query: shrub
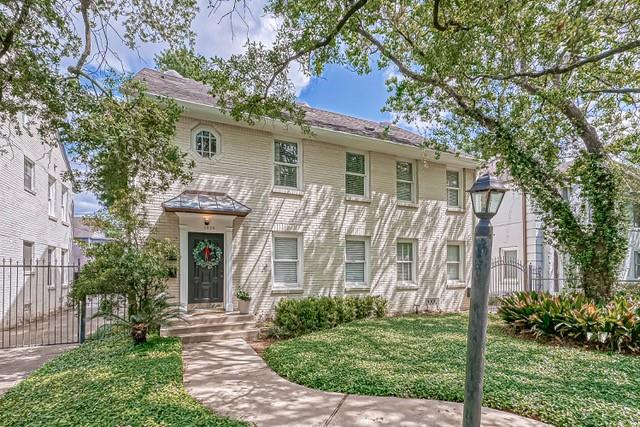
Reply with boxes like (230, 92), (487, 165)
(272, 295), (387, 337)
(498, 291), (640, 353)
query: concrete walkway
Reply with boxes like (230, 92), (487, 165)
(183, 339), (548, 427)
(0, 344), (75, 396)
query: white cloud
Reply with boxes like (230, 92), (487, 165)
(73, 191), (100, 217)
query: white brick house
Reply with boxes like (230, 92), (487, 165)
(0, 114), (75, 330)
(137, 68), (478, 318)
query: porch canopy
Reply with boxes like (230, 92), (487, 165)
(162, 190), (251, 216)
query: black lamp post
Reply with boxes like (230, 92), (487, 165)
(463, 173), (508, 427)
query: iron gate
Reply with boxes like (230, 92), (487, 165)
(1, 260), (125, 349)
(489, 257), (543, 307)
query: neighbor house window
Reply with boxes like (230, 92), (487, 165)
(397, 241), (415, 282)
(23, 241), (33, 265)
(48, 176), (56, 217)
(345, 152), (368, 197)
(273, 235), (302, 287)
(274, 140), (300, 189)
(24, 157), (35, 192)
(61, 248), (68, 284)
(501, 248), (518, 280)
(345, 239), (368, 285)
(193, 129), (217, 158)
(47, 246), (56, 287)
(635, 251), (640, 279)
(447, 244), (462, 281)
(632, 204), (640, 229)
(446, 170), (461, 208)
(61, 186), (68, 222)
(396, 160), (415, 202)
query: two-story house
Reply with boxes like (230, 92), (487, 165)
(136, 68), (478, 319)
(0, 113), (75, 338)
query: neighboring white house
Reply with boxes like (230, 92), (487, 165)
(492, 184), (640, 292)
(135, 68), (479, 319)
(71, 216), (109, 267)
(0, 113), (75, 332)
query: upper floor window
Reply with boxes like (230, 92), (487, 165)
(274, 140), (300, 189)
(345, 238), (368, 285)
(48, 176), (56, 217)
(397, 241), (415, 283)
(61, 186), (68, 222)
(273, 234), (302, 287)
(396, 160), (415, 202)
(24, 157), (35, 193)
(346, 152), (368, 197)
(193, 128), (218, 158)
(446, 170), (460, 208)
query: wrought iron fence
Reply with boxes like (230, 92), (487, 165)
(1, 260), (126, 349)
(489, 257), (545, 309)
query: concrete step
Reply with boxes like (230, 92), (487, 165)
(166, 313), (255, 327)
(163, 321), (256, 336)
(177, 328), (261, 343)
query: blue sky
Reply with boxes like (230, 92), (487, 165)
(73, 1), (396, 216)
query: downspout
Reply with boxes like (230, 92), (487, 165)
(522, 192), (529, 289)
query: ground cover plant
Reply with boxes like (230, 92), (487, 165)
(271, 295), (387, 337)
(0, 335), (248, 427)
(263, 313), (640, 426)
(498, 291), (640, 353)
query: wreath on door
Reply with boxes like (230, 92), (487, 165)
(192, 240), (223, 269)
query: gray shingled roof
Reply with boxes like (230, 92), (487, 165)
(162, 191), (252, 216)
(135, 68), (426, 148)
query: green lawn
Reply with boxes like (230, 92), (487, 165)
(0, 335), (248, 427)
(263, 313), (640, 427)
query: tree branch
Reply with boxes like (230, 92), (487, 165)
(432, 0), (468, 32)
(67, 0), (92, 75)
(582, 87), (640, 94)
(263, 0), (369, 96)
(0, 0), (32, 60)
(472, 40), (640, 80)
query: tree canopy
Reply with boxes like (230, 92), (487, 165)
(159, 0), (640, 297)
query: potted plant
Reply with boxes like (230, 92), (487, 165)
(236, 289), (251, 314)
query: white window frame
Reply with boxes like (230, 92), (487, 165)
(446, 169), (462, 209)
(47, 246), (57, 288)
(500, 247), (519, 282)
(24, 156), (35, 193)
(22, 241), (34, 265)
(396, 159), (417, 203)
(396, 239), (417, 284)
(446, 243), (464, 283)
(273, 139), (303, 191)
(61, 248), (69, 285)
(345, 237), (370, 287)
(632, 204), (640, 229)
(61, 185), (68, 223)
(272, 233), (303, 289)
(345, 151), (369, 199)
(634, 251), (640, 279)
(191, 125), (221, 159)
(48, 176), (56, 218)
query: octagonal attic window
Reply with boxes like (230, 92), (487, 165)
(194, 129), (217, 158)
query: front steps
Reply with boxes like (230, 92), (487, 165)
(161, 312), (260, 343)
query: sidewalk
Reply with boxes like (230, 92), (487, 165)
(0, 344), (75, 396)
(182, 339), (548, 427)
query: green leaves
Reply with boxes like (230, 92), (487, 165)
(264, 313), (640, 426)
(0, 336), (248, 426)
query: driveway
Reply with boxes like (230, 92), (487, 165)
(183, 339), (549, 427)
(0, 344), (75, 396)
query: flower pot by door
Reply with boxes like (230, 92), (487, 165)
(238, 299), (250, 314)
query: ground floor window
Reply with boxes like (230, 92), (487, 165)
(345, 239), (367, 285)
(397, 241), (415, 283)
(273, 234), (302, 287)
(447, 244), (462, 281)
(635, 251), (640, 279)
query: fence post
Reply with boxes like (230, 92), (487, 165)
(526, 264), (532, 292)
(79, 296), (86, 343)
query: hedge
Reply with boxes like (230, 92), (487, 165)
(271, 295), (387, 337)
(498, 291), (640, 353)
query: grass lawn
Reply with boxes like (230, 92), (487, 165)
(263, 313), (640, 427)
(0, 335), (248, 427)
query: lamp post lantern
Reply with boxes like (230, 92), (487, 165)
(463, 173), (508, 427)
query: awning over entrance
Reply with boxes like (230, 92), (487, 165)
(162, 191), (252, 217)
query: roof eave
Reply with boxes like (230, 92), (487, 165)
(149, 93), (479, 169)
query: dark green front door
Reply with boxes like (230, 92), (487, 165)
(188, 233), (224, 304)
